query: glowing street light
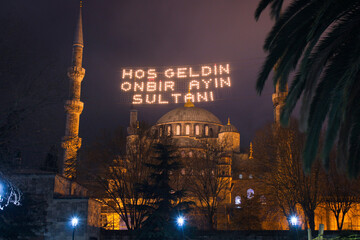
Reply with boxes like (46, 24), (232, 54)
(71, 216), (79, 240)
(290, 216), (298, 226)
(177, 216), (185, 227)
(176, 216), (186, 240)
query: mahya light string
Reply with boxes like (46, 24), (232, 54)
(120, 63), (231, 105)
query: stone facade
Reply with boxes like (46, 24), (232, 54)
(11, 172), (101, 240)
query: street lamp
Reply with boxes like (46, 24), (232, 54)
(176, 216), (185, 240)
(177, 216), (185, 227)
(290, 216), (298, 226)
(71, 217), (79, 240)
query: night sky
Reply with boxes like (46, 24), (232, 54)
(2, 0), (280, 162)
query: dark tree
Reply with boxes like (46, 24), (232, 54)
(78, 124), (154, 230)
(185, 140), (232, 230)
(252, 120), (322, 232)
(255, 0), (360, 177)
(137, 140), (191, 239)
(322, 158), (360, 230)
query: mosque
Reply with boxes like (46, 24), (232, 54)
(59, 1), (360, 233)
(10, 2), (360, 240)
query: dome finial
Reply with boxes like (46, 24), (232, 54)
(227, 117), (231, 125)
(184, 87), (194, 107)
(249, 142), (254, 160)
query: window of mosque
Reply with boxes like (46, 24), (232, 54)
(239, 174), (243, 179)
(209, 128), (213, 137)
(249, 174), (253, 179)
(181, 151), (185, 158)
(195, 124), (200, 135)
(247, 189), (254, 199)
(167, 125), (171, 136)
(181, 168), (186, 175)
(188, 151), (193, 157)
(185, 124), (190, 135)
(235, 196), (241, 205)
(205, 125), (209, 136)
(176, 124), (181, 135)
(159, 127), (163, 137)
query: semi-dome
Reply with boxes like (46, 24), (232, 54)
(220, 118), (238, 133)
(157, 106), (222, 125)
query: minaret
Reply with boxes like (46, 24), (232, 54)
(272, 82), (288, 124)
(61, 1), (85, 179)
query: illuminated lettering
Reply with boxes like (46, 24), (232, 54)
(177, 68), (187, 78)
(219, 64), (230, 74)
(158, 94), (168, 104)
(146, 94), (156, 104)
(184, 93), (195, 103)
(189, 80), (200, 90)
(122, 69), (132, 79)
(165, 68), (175, 78)
(201, 79), (212, 89)
(147, 82), (157, 92)
(120, 63), (231, 104)
(134, 82), (144, 92)
(189, 67), (199, 77)
(201, 66), (211, 76)
(164, 81), (175, 91)
(171, 93), (181, 103)
(147, 69), (157, 79)
(220, 77), (231, 87)
(135, 69), (145, 79)
(197, 92), (208, 102)
(132, 94), (143, 104)
(121, 82), (132, 91)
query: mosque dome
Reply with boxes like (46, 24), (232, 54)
(219, 118), (238, 133)
(156, 106), (222, 125)
(220, 124), (238, 133)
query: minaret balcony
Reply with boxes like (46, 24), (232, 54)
(67, 66), (85, 82)
(64, 100), (84, 114)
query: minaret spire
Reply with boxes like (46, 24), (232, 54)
(272, 64), (288, 124)
(61, 1), (86, 179)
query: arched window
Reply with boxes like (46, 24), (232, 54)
(159, 127), (163, 137)
(176, 124), (181, 135)
(188, 151), (193, 158)
(195, 124), (200, 136)
(167, 125), (171, 136)
(239, 174), (243, 179)
(209, 128), (213, 137)
(249, 174), (253, 179)
(247, 189), (254, 199)
(205, 125), (209, 136)
(185, 124), (190, 135)
(235, 196), (241, 205)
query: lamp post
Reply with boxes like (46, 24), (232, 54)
(290, 216), (298, 226)
(176, 216), (185, 240)
(290, 215), (299, 240)
(71, 217), (79, 240)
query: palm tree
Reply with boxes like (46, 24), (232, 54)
(254, 0), (360, 177)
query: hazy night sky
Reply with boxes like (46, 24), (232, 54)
(3, 0), (280, 156)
